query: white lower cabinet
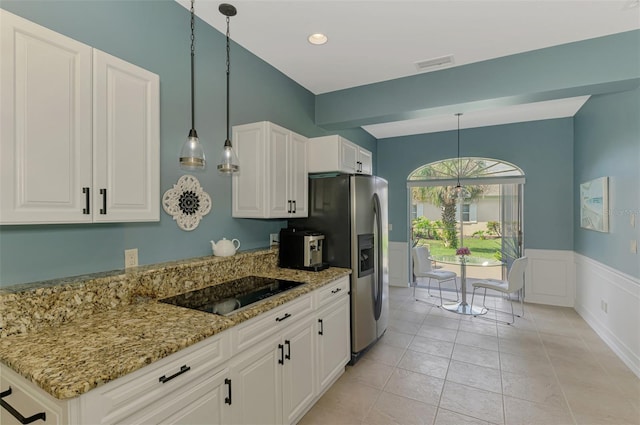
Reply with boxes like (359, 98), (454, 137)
(122, 366), (231, 425)
(316, 295), (350, 393)
(229, 316), (316, 425)
(0, 277), (350, 425)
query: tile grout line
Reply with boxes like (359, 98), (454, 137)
(533, 311), (579, 425)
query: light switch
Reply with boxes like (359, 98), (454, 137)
(388, 223), (393, 231)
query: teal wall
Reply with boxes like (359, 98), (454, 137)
(377, 118), (575, 250)
(0, 1), (375, 287)
(574, 89), (640, 278)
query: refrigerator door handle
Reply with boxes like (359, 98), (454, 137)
(373, 192), (383, 321)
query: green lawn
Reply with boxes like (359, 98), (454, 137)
(415, 237), (502, 260)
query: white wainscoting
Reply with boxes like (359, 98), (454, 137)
(389, 242), (409, 287)
(574, 254), (640, 377)
(524, 249), (576, 307)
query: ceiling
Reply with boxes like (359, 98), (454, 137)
(178, 0), (640, 138)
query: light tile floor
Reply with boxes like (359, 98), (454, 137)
(300, 286), (640, 425)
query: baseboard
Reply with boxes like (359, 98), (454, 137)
(573, 254), (640, 378)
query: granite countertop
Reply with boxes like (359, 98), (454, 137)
(0, 267), (350, 400)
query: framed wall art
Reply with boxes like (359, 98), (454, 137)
(580, 176), (609, 232)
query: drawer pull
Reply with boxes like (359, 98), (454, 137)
(159, 365), (191, 384)
(0, 387), (46, 424)
(285, 340), (291, 360)
(278, 344), (284, 365)
(275, 313), (291, 322)
(224, 378), (232, 405)
(331, 287), (342, 294)
(318, 318), (324, 335)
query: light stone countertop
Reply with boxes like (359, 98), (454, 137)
(0, 266), (350, 400)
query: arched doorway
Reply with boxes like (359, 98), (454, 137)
(407, 157), (525, 283)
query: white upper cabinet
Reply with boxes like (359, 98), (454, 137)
(0, 10), (159, 224)
(92, 50), (159, 222)
(232, 121), (308, 218)
(1, 10), (93, 224)
(307, 135), (373, 175)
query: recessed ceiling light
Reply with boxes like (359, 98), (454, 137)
(308, 33), (328, 45)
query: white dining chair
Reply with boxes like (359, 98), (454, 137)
(411, 246), (458, 306)
(470, 256), (528, 324)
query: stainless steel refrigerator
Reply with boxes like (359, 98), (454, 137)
(290, 174), (388, 363)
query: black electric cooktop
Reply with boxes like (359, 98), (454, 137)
(159, 276), (305, 316)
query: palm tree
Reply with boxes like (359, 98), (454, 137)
(411, 159), (488, 248)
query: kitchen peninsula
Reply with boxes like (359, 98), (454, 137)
(0, 248), (351, 424)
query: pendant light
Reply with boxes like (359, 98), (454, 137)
(217, 3), (240, 175)
(179, 0), (206, 171)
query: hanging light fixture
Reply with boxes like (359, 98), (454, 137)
(180, 0), (206, 171)
(217, 3), (240, 175)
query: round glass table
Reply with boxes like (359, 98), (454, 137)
(429, 255), (503, 315)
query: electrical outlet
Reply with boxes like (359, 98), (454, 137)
(631, 213), (636, 228)
(270, 233), (279, 246)
(388, 223), (393, 231)
(124, 248), (138, 268)
(631, 240), (637, 254)
(601, 300), (608, 314)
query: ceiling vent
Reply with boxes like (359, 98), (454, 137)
(414, 55), (454, 72)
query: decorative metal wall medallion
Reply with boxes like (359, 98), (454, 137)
(163, 175), (211, 231)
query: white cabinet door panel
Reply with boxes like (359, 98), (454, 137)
(93, 49), (159, 222)
(0, 10), (92, 224)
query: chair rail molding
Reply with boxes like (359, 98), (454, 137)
(524, 249), (576, 307)
(574, 253), (640, 378)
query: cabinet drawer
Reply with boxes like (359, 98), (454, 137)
(0, 365), (65, 425)
(80, 332), (230, 424)
(232, 294), (313, 353)
(314, 276), (350, 309)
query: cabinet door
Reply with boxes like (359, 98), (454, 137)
(358, 147), (373, 175)
(288, 132), (308, 218)
(0, 10), (92, 224)
(267, 124), (291, 218)
(93, 49), (160, 222)
(232, 122), (267, 218)
(339, 139), (358, 174)
(125, 367), (232, 425)
(230, 335), (282, 425)
(317, 296), (350, 393)
(282, 318), (316, 424)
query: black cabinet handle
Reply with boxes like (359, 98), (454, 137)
(82, 187), (90, 214)
(292, 200), (296, 213)
(1, 387), (46, 424)
(224, 378), (232, 405)
(285, 340), (291, 360)
(275, 313), (291, 322)
(287, 200), (292, 213)
(318, 318), (324, 335)
(278, 344), (284, 365)
(159, 365), (190, 384)
(331, 287), (342, 294)
(99, 188), (107, 214)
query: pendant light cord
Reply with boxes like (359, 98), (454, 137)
(456, 113), (461, 186)
(225, 16), (231, 144)
(190, 0), (196, 132)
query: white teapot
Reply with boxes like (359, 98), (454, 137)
(211, 238), (241, 257)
